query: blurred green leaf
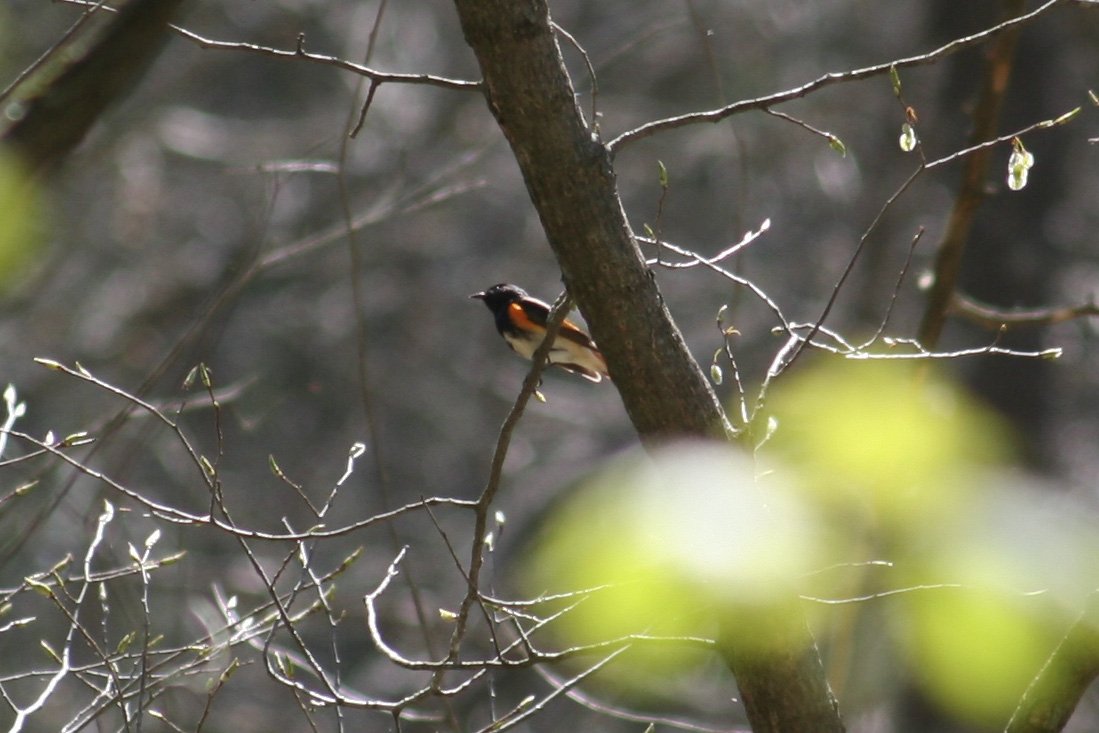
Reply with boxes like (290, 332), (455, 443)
(768, 360), (1005, 529)
(0, 150), (44, 294)
(524, 443), (822, 686)
(899, 585), (1059, 726)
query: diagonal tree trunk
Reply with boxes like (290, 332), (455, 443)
(451, 0), (730, 445)
(450, 1), (845, 730)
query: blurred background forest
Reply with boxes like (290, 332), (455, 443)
(1, 0), (1099, 731)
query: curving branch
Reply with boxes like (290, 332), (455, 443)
(47, 0), (482, 91)
(173, 27), (481, 92)
(951, 292), (1099, 331)
(607, 0), (1067, 153)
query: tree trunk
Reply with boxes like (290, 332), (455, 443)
(450, 1), (845, 730)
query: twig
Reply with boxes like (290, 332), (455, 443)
(423, 504), (506, 660)
(643, 218), (771, 270)
(551, 22), (598, 128)
(171, 24), (481, 92)
(9, 502), (115, 732)
(47, 1), (479, 87)
(764, 108), (844, 152)
(472, 648), (628, 733)
(335, 6), (453, 719)
(2, 428), (478, 539)
(440, 292), (575, 676)
(608, 0), (1067, 152)
(856, 228), (926, 349)
(531, 660), (740, 733)
(0, 0), (109, 105)
(923, 112), (1078, 172)
(951, 293), (1099, 331)
(778, 166), (923, 375)
(780, 105), (1079, 375)
(638, 225), (789, 333)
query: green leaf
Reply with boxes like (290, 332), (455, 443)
(117, 631), (137, 654)
(1007, 137), (1034, 191)
(899, 122), (918, 152)
(0, 152), (45, 295)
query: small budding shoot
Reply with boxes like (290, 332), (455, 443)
(828, 135), (847, 157)
(889, 65), (902, 97)
(1007, 137), (1034, 191)
(899, 122), (918, 152)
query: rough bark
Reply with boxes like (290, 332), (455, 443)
(451, 0), (731, 444)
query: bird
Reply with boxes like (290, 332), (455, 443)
(470, 283), (610, 382)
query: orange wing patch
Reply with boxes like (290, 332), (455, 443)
(508, 302), (544, 334)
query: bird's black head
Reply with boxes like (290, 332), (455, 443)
(470, 283), (527, 312)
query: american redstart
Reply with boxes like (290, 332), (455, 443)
(470, 283), (610, 382)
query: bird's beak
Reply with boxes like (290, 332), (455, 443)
(469, 292), (486, 300)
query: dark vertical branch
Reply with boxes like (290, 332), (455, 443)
(917, 0), (1028, 349)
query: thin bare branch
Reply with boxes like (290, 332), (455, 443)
(173, 26), (480, 92)
(440, 291), (575, 674)
(551, 22), (599, 128)
(608, 0), (1067, 152)
(951, 293), (1099, 331)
